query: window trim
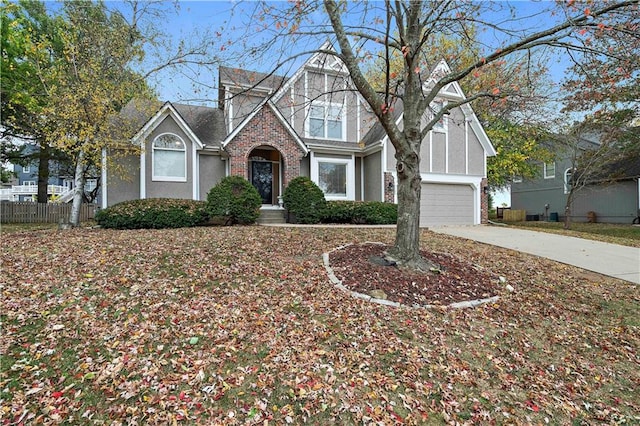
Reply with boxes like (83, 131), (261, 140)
(564, 168), (573, 194)
(544, 161), (556, 179)
(151, 133), (187, 182)
(431, 100), (447, 133)
(306, 101), (346, 141)
(310, 154), (354, 200)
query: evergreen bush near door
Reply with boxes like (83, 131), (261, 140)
(283, 177), (326, 224)
(206, 176), (262, 225)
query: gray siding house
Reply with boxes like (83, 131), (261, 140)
(102, 48), (495, 226)
(511, 145), (640, 224)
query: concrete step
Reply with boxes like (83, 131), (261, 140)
(257, 209), (286, 224)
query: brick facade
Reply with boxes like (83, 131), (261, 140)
(225, 106), (306, 188)
(480, 177), (488, 224)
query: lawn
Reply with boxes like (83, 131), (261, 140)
(1, 226), (639, 424)
(499, 221), (640, 248)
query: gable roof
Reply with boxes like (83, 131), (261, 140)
(219, 66), (287, 93)
(130, 102), (225, 150)
(221, 97), (309, 155)
(172, 103), (226, 146)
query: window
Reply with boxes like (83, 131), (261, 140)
(544, 162), (556, 179)
(22, 165), (31, 174)
(431, 100), (446, 132)
(86, 179), (98, 192)
(152, 133), (186, 181)
(512, 176), (523, 183)
(318, 162), (347, 196)
(23, 180), (36, 186)
(308, 103), (344, 140)
(564, 168), (573, 194)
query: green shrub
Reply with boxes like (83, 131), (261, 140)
(321, 200), (355, 224)
(95, 198), (209, 229)
(283, 177), (326, 224)
(321, 201), (398, 224)
(352, 201), (397, 224)
(206, 176), (262, 225)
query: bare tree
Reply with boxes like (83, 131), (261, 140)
(223, 0), (638, 270)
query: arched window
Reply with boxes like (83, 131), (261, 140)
(152, 133), (186, 181)
(564, 168), (573, 194)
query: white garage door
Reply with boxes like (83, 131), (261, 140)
(420, 183), (475, 226)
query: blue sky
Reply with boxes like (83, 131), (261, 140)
(144, 0), (571, 109)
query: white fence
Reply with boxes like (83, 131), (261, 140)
(0, 185), (72, 202)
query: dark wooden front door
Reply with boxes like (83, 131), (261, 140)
(251, 161), (273, 204)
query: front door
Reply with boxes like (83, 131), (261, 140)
(251, 161), (273, 204)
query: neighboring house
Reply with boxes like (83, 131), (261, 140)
(102, 46), (496, 226)
(0, 143), (90, 203)
(511, 138), (640, 224)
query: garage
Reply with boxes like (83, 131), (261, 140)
(420, 183), (475, 226)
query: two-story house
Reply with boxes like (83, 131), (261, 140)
(102, 48), (495, 226)
(511, 136), (640, 224)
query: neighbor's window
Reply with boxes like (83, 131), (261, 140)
(309, 103), (344, 140)
(431, 100), (446, 132)
(544, 162), (556, 179)
(318, 162), (347, 196)
(564, 168), (573, 194)
(512, 175), (523, 183)
(22, 165), (31, 174)
(152, 133), (186, 181)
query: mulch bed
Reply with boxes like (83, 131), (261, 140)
(328, 242), (500, 307)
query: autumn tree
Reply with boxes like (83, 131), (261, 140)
(3, 0), (223, 225)
(0, 0), (72, 202)
(227, 0), (637, 270)
(364, 28), (555, 190)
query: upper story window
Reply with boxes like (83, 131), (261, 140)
(431, 100), (446, 132)
(544, 162), (556, 179)
(512, 175), (523, 183)
(152, 133), (186, 182)
(308, 102), (344, 140)
(22, 165), (31, 174)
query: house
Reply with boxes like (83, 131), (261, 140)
(511, 137), (640, 224)
(102, 47), (495, 226)
(0, 142), (98, 203)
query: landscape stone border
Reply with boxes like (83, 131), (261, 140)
(323, 242), (502, 309)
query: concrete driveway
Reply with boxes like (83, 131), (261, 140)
(431, 225), (640, 284)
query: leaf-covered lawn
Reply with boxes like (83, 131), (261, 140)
(2, 227), (638, 424)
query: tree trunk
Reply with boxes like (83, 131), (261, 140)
(37, 144), (51, 203)
(384, 139), (439, 272)
(69, 150), (86, 227)
(563, 205), (571, 230)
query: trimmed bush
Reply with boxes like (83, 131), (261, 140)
(206, 176), (262, 225)
(95, 198), (209, 229)
(321, 201), (398, 224)
(283, 177), (326, 224)
(321, 200), (354, 224)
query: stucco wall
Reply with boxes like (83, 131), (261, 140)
(144, 116), (194, 200)
(106, 153), (139, 206)
(198, 153), (226, 200)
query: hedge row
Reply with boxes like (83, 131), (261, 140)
(95, 176), (397, 229)
(95, 198), (209, 229)
(321, 200), (397, 225)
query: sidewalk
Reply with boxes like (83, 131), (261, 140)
(431, 225), (640, 284)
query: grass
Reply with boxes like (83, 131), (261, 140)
(1, 226), (639, 424)
(497, 221), (640, 247)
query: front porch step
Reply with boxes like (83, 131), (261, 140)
(257, 208), (286, 224)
